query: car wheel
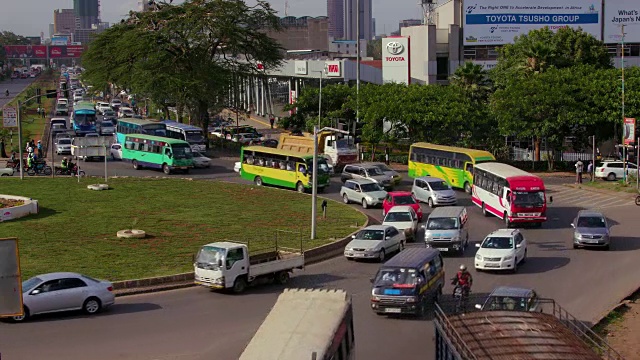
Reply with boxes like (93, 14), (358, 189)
(111, 154), (115, 160)
(362, 199), (368, 209)
(604, 244), (610, 251)
(163, 164), (171, 175)
(504, 213), (510, 228)
(378, 249), (386, 262)
(521, 249), (527, 264)
(343, 194), (349, 204)
(464, 182), (472, 194)
(573, 244), (579, 249)
(83, 297), (102, 314)
(233, 277), (247, 294)
(607, 173), (616, 181)
(296, 181), (305, 193)
(428, 198), (435, 208)
(398, 241), (405, 252)
(132, 160), (140, 170)
(275, 271), (290, 285)
(12, 307), (29, 322)
(512, 260), (518, 273)
(254, 176), (263, 186)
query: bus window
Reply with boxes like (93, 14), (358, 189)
(466, 163), (473, 173)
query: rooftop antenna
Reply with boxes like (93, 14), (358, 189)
(285, 0), (289, 16)
(420, 0), (436, 25)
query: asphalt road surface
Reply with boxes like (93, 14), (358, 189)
(0, 77), (36, 109)
(3, 162), (640, 360)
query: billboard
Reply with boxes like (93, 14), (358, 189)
(3, 45), (47, 59)
(382, 37), (410, 85)
(604, 0), (640, 43)
(463, 0), (602, 45)
(624, 118), (636, 145)
(49, 45), (84, 58)
(0, 238), (23, 318)
(51, 36), (70, 45)
(325, 61), (342, 77)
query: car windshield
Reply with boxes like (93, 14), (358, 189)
(355, 229), (385, 240)
(103, 110), (115, 116)
(366, 167), (384, 176)
(185, 130), (204, 143)
(513, 191), (545, 207)
(428, 180), (450, 191)
(58, 139), (71, 145)
(101, 121), (114, 127)
(374, 268), (418, 287)
(394, 195), (416, 205)
(374, 163), (393, 172)
(336, 139), (356, 150)
(360, 183), (382, 192)
(195, 246), (224, 269)
(171, 144), (193, 159)
(426, 217), (458, 230)
(384, 212), (412, 222)
(481, 236), (514, 249)
(577, 216), (606, 228)
(486, 296), (529, 311)
(22, 276), (42, 292)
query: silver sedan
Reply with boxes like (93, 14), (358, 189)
(11, 272), (115, 322)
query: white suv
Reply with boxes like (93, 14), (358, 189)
(595, 161), (638, 181)
(475, 229), (527, 273)
(340, 179), (388, 209)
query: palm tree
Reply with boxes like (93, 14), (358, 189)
(450, 62), (492, 102)
(521, 42), (554, 74)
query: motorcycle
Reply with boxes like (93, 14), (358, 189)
(55, 165), (85, 177)
(27, 161), (52, 176)
(5, 159), (25, 171)
(452, 284), (471, 314)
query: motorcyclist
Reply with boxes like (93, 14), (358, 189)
(10, 152), (16, 164)
(61, 157), (68, 171)
(451, 265), (473, 296)
(27, 153), (33, 170)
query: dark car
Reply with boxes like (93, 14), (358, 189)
(263, 139), (279, 148)
(474, 286), (542, 312)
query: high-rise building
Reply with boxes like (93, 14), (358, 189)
(54, 9), (76, 34)
(264, 17), (330, 52)
(398, 19), (422, 32)
(327, 0), (344, 39)
(343, 0), (373, 41)
(49, 24), (55, 38)
(74, 0), (100, 29)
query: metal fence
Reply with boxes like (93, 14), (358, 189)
(509, 147), (595, 162)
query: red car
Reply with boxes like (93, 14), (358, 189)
(382, 191), (423, 221)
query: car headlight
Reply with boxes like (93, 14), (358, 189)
(452, 236), (460, 241)
(365, 196), (374, 202)
(214, 277), (225, 285)
(503, 255), (513, 261)
(406, 296), (417, 303)
(574, 233), (582, 239)
(345, 247), (353, 252)
(475, 254), (482, 260)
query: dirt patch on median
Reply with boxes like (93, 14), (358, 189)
(595, 292), (640, 359)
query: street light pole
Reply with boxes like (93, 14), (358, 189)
(318, 71), (323, 127)
(622, 24), (627, 183)
(311, 125), (319, 240)
(17, 100), (24, 179)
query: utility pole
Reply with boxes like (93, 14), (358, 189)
(355, 0), (361, 157)
(622, 24), (627, 183)
(17, 100), (24, 179)
(311, 126), (318, 240)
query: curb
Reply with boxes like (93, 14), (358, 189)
(113, 193), (369, 297)
(563, 183), (636, 198)
(592, 286), (640, 331)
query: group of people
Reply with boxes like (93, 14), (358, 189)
(574, 159), (594, 184)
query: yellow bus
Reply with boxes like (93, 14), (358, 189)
(240, 146), (331, 193)
(408, 143), (495, 193)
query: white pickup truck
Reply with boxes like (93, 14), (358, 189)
(193, 241), (304, 293)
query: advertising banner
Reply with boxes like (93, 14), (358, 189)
(382, 37), (410, 85)
(624, 117), (636, 145)
(49, 45), (84, 58)
(3, 45), (47, 59)
(294, 61), (308, 75)
(463, 0), (602, 45)
(325, 61), (342, 77)
(0, 238), (23, 318)
(51, 36), (69, 45)
(604, 0), (640, 43)
(2, 106), (18, 128)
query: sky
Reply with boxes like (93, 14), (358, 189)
(0, 0), (422, 38)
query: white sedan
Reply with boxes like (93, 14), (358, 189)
(381, 206), (420, 242)
(234, 161), (241, 174)
(110, 144), (122, 160)
(192, 152), (211, 168)
(1, 167), (14, 176)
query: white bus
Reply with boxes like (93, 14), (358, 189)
(240, 288), (355, 360)
(162, 120), (206, 152)
(472, 162), (550, 228)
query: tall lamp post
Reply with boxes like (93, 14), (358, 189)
(622, 24), (627, 183)
(310, 66), (328, 240)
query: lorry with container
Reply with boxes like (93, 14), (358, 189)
(279, 131), (358, 172)
(433, 294), (624, 360)
(193, 240), (304, 293)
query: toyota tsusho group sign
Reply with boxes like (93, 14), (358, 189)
(382, 37), (410, 84)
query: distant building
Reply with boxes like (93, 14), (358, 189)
(74, 0), (100, 29)
(74, 28), (97, 45)
(399, 19), (422, 32)
(138, 0), (151, 12)
(327, 0), (344, 39)
(54, 9), (76, 34)
(49, 24), (55, 38)
(265, 16), (330, 52)
(343, 0), (373, 41)
(329, 39), (367, 58)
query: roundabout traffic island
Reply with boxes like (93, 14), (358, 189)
(87, 184), (110, 191)
(117, 229), (147, 239)
(0, 195), (39, 222)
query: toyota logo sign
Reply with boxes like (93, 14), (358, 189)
(386, 42), (404, 55)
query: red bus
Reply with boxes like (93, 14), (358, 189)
(471, 162), (550, 227)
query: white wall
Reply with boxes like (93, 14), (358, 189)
(0, 195), (39, 222)
(401, 25), (437, 84)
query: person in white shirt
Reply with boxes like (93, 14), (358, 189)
(575, 159), (584, 184)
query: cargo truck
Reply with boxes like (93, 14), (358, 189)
(193, 240), (304, 293)
(279, 132), (358, 172)
(433, 296), (624, 360)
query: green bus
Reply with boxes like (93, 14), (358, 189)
(408, 142), (495, 193)
(240, 146), (330, 192)
(122, 134), (195, 174)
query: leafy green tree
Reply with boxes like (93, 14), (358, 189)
(366, 39), (382, 60)
(82, 0), (284, 130)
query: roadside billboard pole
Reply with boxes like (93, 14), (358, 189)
(17, 100), (24, 179)
(621, 24), (627, 183)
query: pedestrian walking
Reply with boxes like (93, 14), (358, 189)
(41, 107), (46, 118)
(37, 140), (43, 158)
(575, 159), (584, 184)
(269, 114), (275, 129)
(587, 160), (593, 181)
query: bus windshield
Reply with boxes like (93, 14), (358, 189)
(74, 113), (96, 126)
(142, 124), (167, 137)
(306, 158), (329, 174)
(513, 191), (545, 207)
(171, 144), (193, 159)
(185, 130), (204, 143)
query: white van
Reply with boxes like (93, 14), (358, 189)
(56, 98), (69, 106)
(411, 176), (457, 208)
(423, 206), (469, 255)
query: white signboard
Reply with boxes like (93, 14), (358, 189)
(382, 37), (410, 84)
(325, 61), (342, 77)
(2, 106), (17, 128)
(472, 60), (498, 70)
(0, 238), (23, 318)
(463, 0), (602, 45)
(294, 61), (308, 75)
(604, 0), (640, 43)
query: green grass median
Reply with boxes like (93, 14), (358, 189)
(0, 178), (367, 281)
